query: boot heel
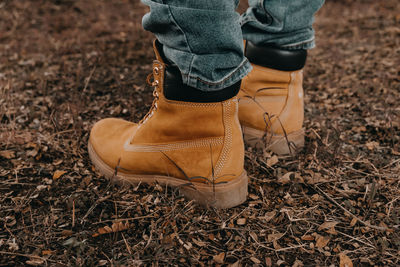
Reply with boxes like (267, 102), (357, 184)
(243, 126), (304, 155)
(179, 171), (248, 209)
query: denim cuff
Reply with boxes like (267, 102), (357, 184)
(142, 0), (250, 92)
(240, 0), (324, 50)
(281, 37), (316, 50)
(183, 58), (252, 91)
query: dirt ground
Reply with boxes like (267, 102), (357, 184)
(0, 0), (399, 266)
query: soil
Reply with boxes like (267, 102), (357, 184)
(0, 0), (399, 266)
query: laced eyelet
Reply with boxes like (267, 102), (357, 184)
(141, 72), (161, 125)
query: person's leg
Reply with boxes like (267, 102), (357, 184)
(238, 0), (324, 155)
(88, 0), (249, 208)
(142, 0), (252, 91)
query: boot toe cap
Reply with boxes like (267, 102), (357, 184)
(89, 118), (137, 168)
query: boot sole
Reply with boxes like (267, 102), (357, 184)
(88, 142), (248, 209)
(242, 126), (305, 155)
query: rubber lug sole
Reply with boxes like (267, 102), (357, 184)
(88, 142), (248, 209)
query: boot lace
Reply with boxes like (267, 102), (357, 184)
(139, 71), (160, 125)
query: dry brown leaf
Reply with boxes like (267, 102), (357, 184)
(237, 218), (246, 225)
(213, 252), (225, 264)
(273, 240), (282, 250)
(293, 259), (304, 267)
(112, 222), (119, 232)
(268, 232), (284, 242)
(267, 155), (279, 166)
(326, 227), (338, 235)
(25, 258), (45, 266)
(352, 126), (366, 132)
(278, 172), (292, 184)
(301, 235), (314, 241)
(0, 150), (15, 159)
(350, 217), (358, 227)
(293, 172), (304, 183)
(192, 239), (206, 247)
(61, 230), (74, 237)
(26, 149), (39, 158)
(53, 159), (63, 166)
(318, 221), (338, 231)
(249, 193), (259, 200)
(366, 141), (379, 150)
(250, 257), (261, 264)
(265, 257), (272, 267)
(276, 259), (286, 265)
(229, 261), (240, 267)
(264, 210), (276, 222)
(92, 221), (130, 237)
(319, 221), (339, 235)
(249, 231), (258, 243)
(42, 250), (54, 256)
(183, 242), (192, 250)
(316, 235), (330, 248)
(305, 172), (329, 184)
(53, 170), (67, 180)
(339, 253), (353, 267)
(311, 194), (323, 201)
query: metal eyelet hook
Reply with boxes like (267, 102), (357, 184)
(154, 66), (160, 75)
(146, 73), (159, 87)
(152, 89), (159, 97)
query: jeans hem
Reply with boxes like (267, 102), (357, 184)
(281, 37), (316, 50)
(182, 58), (252, 91)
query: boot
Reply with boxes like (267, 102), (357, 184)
(238, 41), (307, 155)
(88, 41), (247, 209)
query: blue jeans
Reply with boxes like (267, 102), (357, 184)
(142, 0), (324, 91)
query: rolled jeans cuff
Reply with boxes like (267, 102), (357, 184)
(142, 0), (248, 92)
(180, 56), (252, 91)
(240, 0), (324, 50)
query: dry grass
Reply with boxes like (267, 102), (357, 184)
(0, 0), (399, 266)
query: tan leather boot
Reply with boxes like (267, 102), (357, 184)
(238, 41), (307, 155)
(88, 41), (247, 209)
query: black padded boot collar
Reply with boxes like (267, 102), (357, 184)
(163, 65), (240, 103)
(245, 41), (307, 71)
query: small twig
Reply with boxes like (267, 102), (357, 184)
(80, 65), (96, 97)
(72, 199), (75, 228)
(122, 233), (132, 255)
(50, 129), (76, 138)
(336, 229), (376, 249)
(314, 185), (389, 231)
(382, 158), (400, 169)
(386, 196), (400, 219)
(81, 195), (112, 223)
(143, 221), (155, 250)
